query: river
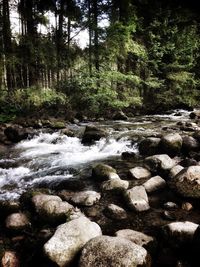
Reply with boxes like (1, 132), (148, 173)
(0, 110), (190, 200)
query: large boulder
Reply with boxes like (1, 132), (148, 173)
(169, 166), (200, 198)
(162, 221), (198, 247)
(124, 186), (150, 212)
(92, 164), (118, 181)
(115, 229), (156, 252)
(82, 125), (107, 144)
(59, 190), (101, 206)
(129, 167), (151, 180)
(139, 137), (161, 156)
(32, 194), (74, 222)
(104, 204), (127, 220)
(144, 154), (175, 174)
(190, 110), (200, 119)
(160, 133), (182, 156)
(79, 236), (151, 267)
(44, 216), (102, 267)
(169, 165), (184, 179)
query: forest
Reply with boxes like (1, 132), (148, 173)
(1, 0), (200, 120)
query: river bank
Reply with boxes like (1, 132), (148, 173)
(0, 110), (200, 266)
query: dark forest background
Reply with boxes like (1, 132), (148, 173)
(1, 0), (200, 120)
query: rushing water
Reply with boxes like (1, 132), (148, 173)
(0, 109), (190, 200)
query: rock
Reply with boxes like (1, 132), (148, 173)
(182, 136), (199, 153)
(124, 186), (150, 212)
(44, 216), (102, 267)
(82, 125), (107, 144)
(162, 211), (176, 221)
(160, 133), (182, 156)
(169, 165), (184, 179)
(1, 251), (19, 267)
(92, 164), (118, 181)
(5, 213), (30, 231)
(180, 158), (198, 167)
(163, 202), (179, 210)
(61, 128), (74, 137)
(113, 111), (128, 120)
(181, 202), (193, 211)
(32, 194), (74, 222)
(4, 125), (32, 143)
(129, 167), (151, 180)
(190, 110), (200, 119)
(143, 175), (166, 193)
(162, 221), (198, 246)
(79, 236), (151, 267)
(193, 131), (200, 142)
(121, 151), (136, 159)
(144, 154), (175, 174)
(139, 137), (161, 156)
(59, 190), (101, 206)
(115, 229), (156, 252)
(50, 121), (66, 129)
(101, 178), (129, 191)
(104, 204), (127, 220)
(170, 166), (200, 198)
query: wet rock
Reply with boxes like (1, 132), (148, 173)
(139, 137), (161, 156)
(115, 229), (156, 252)
(92, 163), (118, 181)
(162, 211), (176, 221)
(104, 204), (127, 220)
(44, 216), (102, 267)
(82, 125), (107, 144)
(180, 158), (198, 167)
(4, 125), (32, 143)
(163, 202), (179, 210)
(60, 128), (75, 137)
(1, 251), (19, 267)
(144, 154), (175, 174)
(32, 194), (74, 222)
(124, 186), (150, 212)
(182, 136), (199, 153)
(49, 121), (66, 129)
(101, 178), (129, 192)
(170, 166), (200, 198)
(169, 165), (184, 179)
(79, 236), (151, 267)
(160, 133), (182, 156)
(143, 175), (166, 193)
(190, 110), (200, 119)
(5, 213), (30, 231)
(181, 202), (193, 211)
(162, 221), (198, 246)
(59, 190), (101, 206)
(129, 167), (151, 180)
(121, 151), (136, 160)
(113, 111), (128, 120)
(193, 131), (200, 142)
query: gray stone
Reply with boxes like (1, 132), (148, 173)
(169, 165), (184, 179)
(92, 164), (118, 181)
(115, 229), (156, 252)
(44, 217), (102, 267)
(160, 133), (182, 156)
(59, 190), (101, 206)
(182, 136), (199, 152)
(129, 167), (151, 180)
(124, 186), (150, 212)
(144, 154), (175, 173)
(169, 166), (200, 198)
(162, 221), (198, 246)
(79, 236), (151, 267)
(139, 137), (161, 156)
(101, 178), (129, 191)
(5, 213), (30, 231)
(143, 176), (166, 193)
(32, 194), (74, 222)
(104, 204), (127, 220)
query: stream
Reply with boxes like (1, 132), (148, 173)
(0, 110), (190, 200)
